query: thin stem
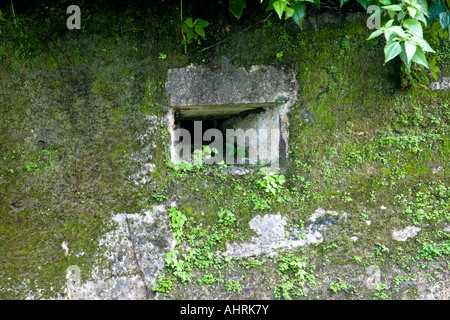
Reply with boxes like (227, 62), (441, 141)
(181, 0), (187, 54)
(199, 12), (273, 53)
(11, 0), (17, 27)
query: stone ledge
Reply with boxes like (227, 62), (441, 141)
(165, 64), (299, 118)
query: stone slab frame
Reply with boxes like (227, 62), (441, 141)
(165, 63), (299, 166)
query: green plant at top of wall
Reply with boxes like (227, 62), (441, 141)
(179, 0), (209, 54)
(182, 17), (209, 47)
(178, 0), (450, 86)
(366, 0), (442, 86)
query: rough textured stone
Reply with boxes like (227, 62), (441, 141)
(165, 64), (299, 119)
(130, 115), (160, 186)
(224, 208), (346, 257)
(64, 205), (174, 300)
(392, 226), (421, 242)
(430, 77), (450, 90)
(224, 167), (250, 176)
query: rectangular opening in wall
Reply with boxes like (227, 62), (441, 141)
(169, 105), (283, 167)
(165, 64), (299, 171)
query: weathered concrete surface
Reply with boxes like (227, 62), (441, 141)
(224, 209), (347, 257)
(431, 77), (450, 90)
(392, 226), (421, 242)
(64, 205), (175, 300)
(165, 64), (299, 118)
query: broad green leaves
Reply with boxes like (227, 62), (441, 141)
(429, 57), (441, 81)
(439, 11), (449, 30)
(268, 0), (313, 27)
(273, 0), (289, 19)
(291, 1), (306, 27)
(429, 0), (447, 24)
(225, 0), (443, 82)
(181, 17), (209, 53)
(404, 40), (417, 64)
(182, 18), (209, 44)
(229, 0), (247, 19)
(384, 40), (402, 63)
(367, 0), (436, 72)
(403, 18), (423, 37)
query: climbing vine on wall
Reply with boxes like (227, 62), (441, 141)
(182, 0), (450, 85)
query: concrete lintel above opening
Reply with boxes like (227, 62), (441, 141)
(173, 102), (282, 120)
(165, 63), (299, 109)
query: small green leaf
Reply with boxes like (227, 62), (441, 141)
(184, 17), (194, 28)
(407, 6), (417, 18)
(273, 0), (287, 19)
(430, 57), (440, 80)
(285, 6), (295, 19)
(411, 35), (435, 53)
(194, 18), (209, 27)
(182, 24), (196, 42)
(237, 146), (246, 158)
(416, 12), (427, 26)
(382, 5), (403, 11)
(229, 0), (247, 19)
(411, 46), (429, 68)
(439, 12), (449, 30)
(385, 26), (406, 40)
(403, 18), (423, 37)
(404, 40), (417, 65)
(385, 19), (394, 28)
(340, 0), (352, 7)
(292, 1), (306, 27)
(225, 143), (235, 156)
(384, 40), (402, 63)
(367, 28), (384, 40)
(195, 25), (206, 39)
(379, 0), (391, 5)
(431, 70), (438, 81)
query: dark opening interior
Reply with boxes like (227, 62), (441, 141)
(178, 118), (222, 139)
(176, 115), (227, 155)
(174, 108), (266, 163)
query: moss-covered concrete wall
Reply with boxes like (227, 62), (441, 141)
(0, 3), (449, 299)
